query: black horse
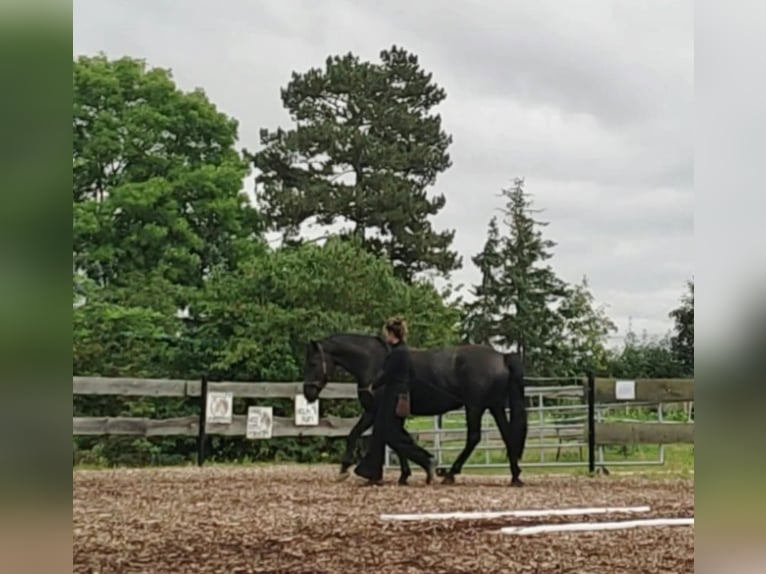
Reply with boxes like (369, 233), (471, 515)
(302, 333), (528, 486)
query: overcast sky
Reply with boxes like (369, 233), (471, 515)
(73, 0), (693, 343)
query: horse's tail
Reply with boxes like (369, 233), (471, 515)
(503, 352), (528, 461)
(503, 352), (525, 397)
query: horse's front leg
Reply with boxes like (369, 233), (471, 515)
(339, 410), (375, 476)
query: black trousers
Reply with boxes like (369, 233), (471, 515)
(354, 387), (432, 481)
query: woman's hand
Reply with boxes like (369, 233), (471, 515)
(395, 393), (411, 418)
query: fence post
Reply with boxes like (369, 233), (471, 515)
(197, 375), (208, 467)
(587, 372), (596, 475)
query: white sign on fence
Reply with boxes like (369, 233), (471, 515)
(294, 393), (319, 426)
(206, 391), (233, 424)
(615, 380), (636, 401)
(246, 406), (273, 439)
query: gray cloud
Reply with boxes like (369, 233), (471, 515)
(73, 0), (693, 341)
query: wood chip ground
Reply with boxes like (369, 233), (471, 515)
(73, 465), (694, 573)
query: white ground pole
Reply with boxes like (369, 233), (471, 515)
(380, 505), (652, 522)
(500, 517), (694, 535)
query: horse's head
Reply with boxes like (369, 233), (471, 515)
(302, 339), (335, 402)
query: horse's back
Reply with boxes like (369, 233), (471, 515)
(410, 344), (510, 408)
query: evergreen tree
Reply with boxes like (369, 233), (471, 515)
(464, 178), (615, 376)
(493, 179), (567, 372)
(462, 216), (502, 344)
(668, 279), (694, 375)
(252, 46), (461, 282)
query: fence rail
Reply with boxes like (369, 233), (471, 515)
(72, 377), (595, 399)
(72, 375), (694, 471)
(594, 378), (694, 403)
(72, 414), (359, 438)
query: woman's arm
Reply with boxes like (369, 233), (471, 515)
(371, 349), (409, 392)
(388, 349), (412, 395)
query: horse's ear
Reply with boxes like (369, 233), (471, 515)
(306, 340), (318, 352)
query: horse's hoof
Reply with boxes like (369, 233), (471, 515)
(398, 479), (409, 486)
(441, 474), (456, 485)
(425, 461), (437, 485)
(335, 471), (350, 482)
(511, 478), (524, 487)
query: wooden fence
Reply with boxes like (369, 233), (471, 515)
(73, 376), (693, 469)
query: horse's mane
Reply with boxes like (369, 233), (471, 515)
(324, 332), (389, 351)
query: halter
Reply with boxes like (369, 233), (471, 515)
(305, 337), (388, 397)
(304, 341), (329, 394)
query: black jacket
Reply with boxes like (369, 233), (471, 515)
(372, 341), (414, 395)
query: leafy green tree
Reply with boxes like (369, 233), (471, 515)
(556, 276), (618, 376)
(607, 325), (686, 379)
(195, 236), (460, 381)
(73, 54), (262, 304)
(669, 279), (694, 375)
(73, 298), (182, 379)
(252, 46), (461, 282)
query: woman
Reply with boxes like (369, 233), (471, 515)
(353, 317), (436, 485)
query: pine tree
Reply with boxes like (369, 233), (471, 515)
(464, 178), (617, 376)
(491, 179), (567, 372)
(462, 216), (502, 344)
(251, 46), (461, 282)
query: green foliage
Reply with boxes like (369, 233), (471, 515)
(73, 283), (182, 378)
(196, 236), (459, 381)
(556, 277), (618, 376)
(252, 46), (461, 282)
(606, 327), (687, 379)
(73, 54), (262, 304)
(669, 279), (694, 375)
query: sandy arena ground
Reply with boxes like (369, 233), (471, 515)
(73, 465), (694, 573)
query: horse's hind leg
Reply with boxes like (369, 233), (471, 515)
(389, 447), (412, 486)
(442, 406), (484, 484)
(489, 405), (524, 487)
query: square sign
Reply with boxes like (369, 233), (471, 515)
(615, 380), (636, 401)
(246, 406), (273, 439)
(206, 391), (233, 424)
(294, 393), (319, 426)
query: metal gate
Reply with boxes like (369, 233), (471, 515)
(384, 375), (683, 472)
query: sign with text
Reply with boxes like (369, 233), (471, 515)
(206, 391), (233, 424)
(615, 380), (636, 401)
(294, 393), (319, 426)
(246, 406), (273, 439)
